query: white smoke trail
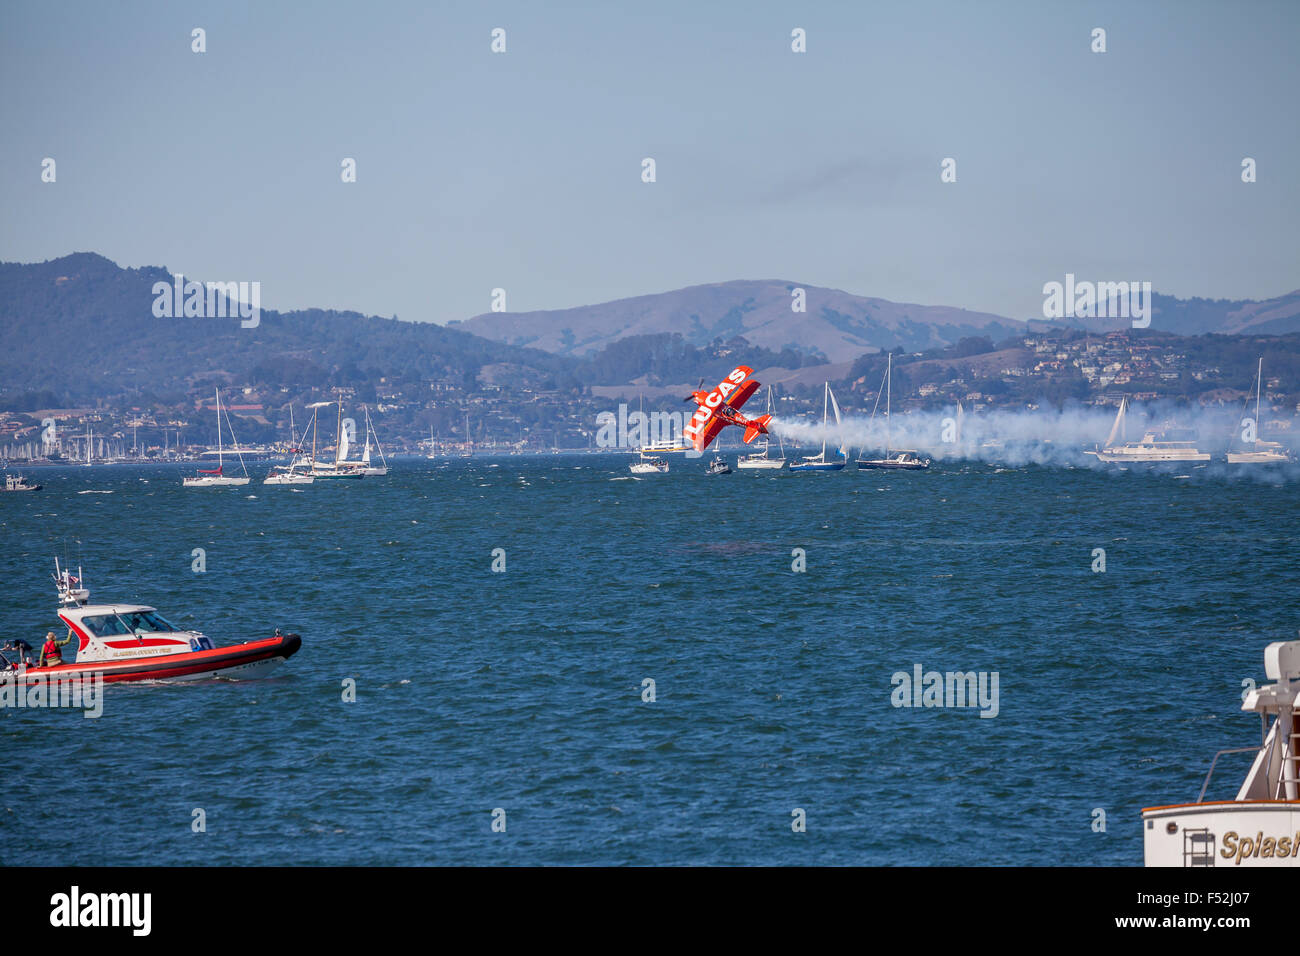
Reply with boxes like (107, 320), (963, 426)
(768, 400), (1298, 472)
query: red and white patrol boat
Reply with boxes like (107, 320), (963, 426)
(0, 561), (301, 685)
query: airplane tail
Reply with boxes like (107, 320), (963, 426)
(742, 414), (772, 444)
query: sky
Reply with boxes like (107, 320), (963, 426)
(1, 0), (1297, 324)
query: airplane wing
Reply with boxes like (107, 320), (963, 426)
(726, 379), (760, 411)
(693, 415), (730, 452)
(683, 365), (757, 451)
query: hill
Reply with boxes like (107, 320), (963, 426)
(453, 279), (1028, 363)
(0, 253), (582, 403)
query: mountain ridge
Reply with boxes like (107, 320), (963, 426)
(3, 253), (1298, 404)
(455, 278), (1300, 362)
(453, 278), (1029, 362)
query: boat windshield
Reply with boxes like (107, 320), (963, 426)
(80, 610), (178, 636)
(119, 610), (179, 633)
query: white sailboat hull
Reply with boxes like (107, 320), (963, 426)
(736, 457), (786, 470)
(264, 473), (314, 485)
(1227, 450), (1290, 464)
(183, 476), (251, 487)
(789, 458), (845, 472)
(184, 387), (250, 486)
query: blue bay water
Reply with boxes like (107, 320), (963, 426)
(0, 456), (1296, 865)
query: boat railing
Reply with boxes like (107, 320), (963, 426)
(1197, 746), (1262, 803)
(1197, 730), (1300, 803)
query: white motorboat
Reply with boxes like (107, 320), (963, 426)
(3, 474), (41, 492)
(1143, 638), (1300, 867)
(183, 388), (251, 487)
(1087, 398), (1210, 464)
(639, 437), (694, 455)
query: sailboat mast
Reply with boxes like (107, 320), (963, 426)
(215, 388), (223, 468)
(362, 406), (369, 463)
(885, 352), (892, 454)
(763, 386), (770, 454)
(335, 402), (343, 464)
(821, 382), (829, 458)
(1255, 357), (1263, 445)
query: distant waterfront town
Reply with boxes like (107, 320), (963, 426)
(2, 330), (1295, 462)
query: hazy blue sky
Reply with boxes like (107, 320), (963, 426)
(2, 0), (1296, 323)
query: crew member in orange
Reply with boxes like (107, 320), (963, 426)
(38, 631), (71, 667)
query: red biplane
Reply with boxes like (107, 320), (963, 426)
(682, 365), (772, 452)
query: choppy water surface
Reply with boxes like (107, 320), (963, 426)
(1, 456), (1295, 865)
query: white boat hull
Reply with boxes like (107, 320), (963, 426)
(1227, 451), (1291, 464)
(790, 458), (845, 472)
(1092, 452), (1211, 463)
(1143, 801), (1300, 867)
(264, 474), (314, 485)
(183, 476), (251, 487)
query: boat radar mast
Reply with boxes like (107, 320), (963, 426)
(53, 557), (89, 606)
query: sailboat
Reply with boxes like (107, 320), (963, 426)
(334, 405), (389, 476)
(629, 452), (669, 474)
(264, 405), (314, 485)
(857, 353), (930, 470)
(310, 402), (366, 478)
(1087, 397), (1210, 464)
(789, 382), (847, 472)
(736, 385), (786, 469)
(1227, 358), (1292, 464)
(629, 394), (670, 473)
(183, 388), (251, 486)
